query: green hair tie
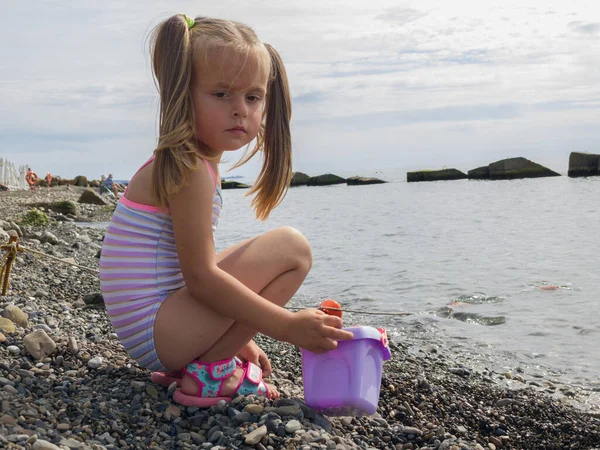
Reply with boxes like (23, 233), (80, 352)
(183, 14), (195, 29)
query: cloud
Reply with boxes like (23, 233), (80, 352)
(293, 91), (329, 104)
(0, 129), (130, 145)
(375, 7), (428, 26)
(297, 103), (522, 129)
(533, 99), (600, 112)
(568, 21), (600, 34)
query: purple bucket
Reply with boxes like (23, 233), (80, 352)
(301, 326), (391, 416)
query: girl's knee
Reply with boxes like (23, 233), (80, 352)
(273, 226), (312, 271)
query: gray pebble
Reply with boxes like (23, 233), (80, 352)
(244, 403), (264, 415)
(496, 398), (513, 407)
(209, 430), (223, 443)
(67, 336), (78, 353)
(178, 432), (191, 442)
(232, 411), (251, 425)
(7, 345), (20, 355)
(402, 426), (422, 436)
(59, 438), (86, 449)
(0, 377), (15, 386)
(207, 425), (222, 442)
(87, 356), (103, 369)
(34, 324), (54, 334)
(245, 425), (267, 445)
(33, 440), (62, 450)
(285, 419), (302, 433)
(2, 385), (18, 395)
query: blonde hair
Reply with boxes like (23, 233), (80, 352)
(149, 15), (292, 221)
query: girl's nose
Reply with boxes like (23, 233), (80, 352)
(232, 96), (248, 117)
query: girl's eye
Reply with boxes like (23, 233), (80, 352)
(213, 92), (228, 98)
(247, 95), (261, 102)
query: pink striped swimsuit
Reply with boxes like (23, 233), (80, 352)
(99, 157), (222, 371)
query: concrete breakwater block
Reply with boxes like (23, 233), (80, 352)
(568, 152), (600, 177)
(469, 157), (560, 180)
(408, 157), (561, 182)
(406, 168), (467, 182)
(486, 157), (560, 180)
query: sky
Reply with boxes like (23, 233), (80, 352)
(1, 0), (599, 180)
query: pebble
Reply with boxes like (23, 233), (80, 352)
(146, 385), (159, 398)
(245, 425), (267, 445)
(340, 417), (353, 427)
(59, 438), (86, 449)
(67, 336), (78, 353)
(33, 440), (62, 450)
(285, 419), (302, 433)
(33, 323), (54, 334)
(7, 345), (20, 355)
(2, 304), (29, 327)
(87, 356), (103, 369)
(23, 329), (57, 359)
(0, 377), (14, 387)
(489, 436), (502, 447)
(2, 385), (18, 395)
(244, 403), (265, 415)
(164, 405), (181, 420)
(0, 318), (15, 333)
(402, 426), (422, 436)
(496, 398), (513, 407)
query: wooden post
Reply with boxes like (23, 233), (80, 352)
(1, 232), (19, 296)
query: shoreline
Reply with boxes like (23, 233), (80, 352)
(1, 191), (600, 449)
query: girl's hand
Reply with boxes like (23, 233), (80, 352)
(237, 340), (272, 377)
(286, 308), (354, 353)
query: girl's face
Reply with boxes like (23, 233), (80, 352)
(192, 47), (269, 153)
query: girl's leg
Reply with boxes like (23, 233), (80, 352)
(153, 226), (312, 397)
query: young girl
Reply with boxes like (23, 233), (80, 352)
(99, 14), (353, 407)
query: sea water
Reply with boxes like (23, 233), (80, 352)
(87, 174), (600, 408)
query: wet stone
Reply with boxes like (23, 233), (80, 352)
(209, 430), (223, 443)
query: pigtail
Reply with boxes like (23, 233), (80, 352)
(149, 14), (200, 208)
(235, 44), (293, 221)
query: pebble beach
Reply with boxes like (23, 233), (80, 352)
(1, 187), (599, 450)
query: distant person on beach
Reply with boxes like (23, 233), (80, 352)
(45, 172), (52, 189)
(98, 175), (111, 195)
(25, 168), (38, 190)
(99, 14), (352, 407)
(99, 175), (108, 194)
(104, 174), (122, 196)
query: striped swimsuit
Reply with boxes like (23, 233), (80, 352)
(99, 157), (222, 371)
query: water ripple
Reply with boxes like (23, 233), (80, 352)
(211, 177), (600, 397)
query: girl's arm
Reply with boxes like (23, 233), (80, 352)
(169, 162), (294, 340)
(170, 160), (353, 352)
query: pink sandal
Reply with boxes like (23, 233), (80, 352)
(150, 357), (243, 387)
(172, 357), (269, 407)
